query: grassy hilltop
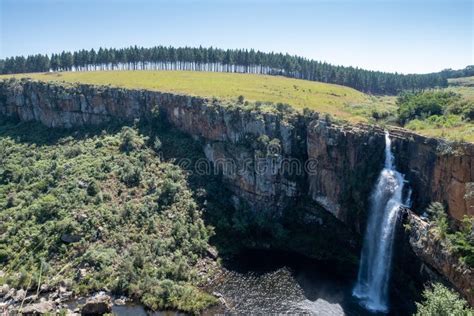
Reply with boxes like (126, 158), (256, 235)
(1, 70), (395, 123)
(1, 71), (473, 142)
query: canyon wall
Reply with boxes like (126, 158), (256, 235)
(1, 79), (471, 222)
(1, 78), (473, 302)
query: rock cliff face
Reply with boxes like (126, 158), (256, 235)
(404, 210), (474, 305)
(389, 128), (474, 221)
(0, 78), (473, 302)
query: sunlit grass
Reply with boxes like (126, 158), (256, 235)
(1, 71), (472, 142)
(0, 70), (394, 123)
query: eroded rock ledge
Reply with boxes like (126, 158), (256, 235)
(404, 210), (474, 305)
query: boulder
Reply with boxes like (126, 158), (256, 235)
(4, 288), (15, 300)
(13, 288), (26, 302)
(206, 246), (218, 260)
(20, 301), (55, 315)
(81, 294), (112, 315)
(0, 283), (9, 297)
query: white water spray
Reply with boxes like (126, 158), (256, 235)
(353, 131), (406, 312)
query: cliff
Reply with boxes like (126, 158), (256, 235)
(403, 210), (474, 305)
(0, 78), (473, 302)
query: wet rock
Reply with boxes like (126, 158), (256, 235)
(113, 297), (127, 306)
(81, 294), (112, 315)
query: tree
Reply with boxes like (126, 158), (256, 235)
(0, 45), (452, 94)
(415, 283), (473, 316)
(426, 202), (449, 239)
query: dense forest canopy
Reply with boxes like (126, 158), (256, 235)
(0, 46), (471, 94)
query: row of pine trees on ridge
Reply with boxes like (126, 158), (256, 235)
(1, 45), (471, 95)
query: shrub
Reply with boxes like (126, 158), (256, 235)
(415, 283), (473, 316)
(0, 248), (9, 264)
(397, 91), (461, 124)
(153, 136), (162, 152)
(426, 203), (473, 267)
(449, 216), (474, 267)
(0, 120), (215, 313)
(120, 162), (142, 187)
(426, 202), (449, 239)
(120, 126), (145, 153)
(87, 180), (100, 196)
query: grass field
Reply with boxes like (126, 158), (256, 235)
(0, 71), (395, 123)
(1, 71), (473, 142)
(448, 76), (474, 88)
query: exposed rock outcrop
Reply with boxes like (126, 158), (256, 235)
(390, 128), (474, 221)
(20, 300), (55, 315)
(404, 210), (474, 305)
(81, 293), (112, 315)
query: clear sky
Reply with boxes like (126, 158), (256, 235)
(0, 0), (472, 74)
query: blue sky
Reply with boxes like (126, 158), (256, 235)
(0, 0), (472, 74)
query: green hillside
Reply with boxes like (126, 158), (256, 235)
(1, 70), (395, 123)
(0, 120), (216, 313)
(2, 71), (473, 142)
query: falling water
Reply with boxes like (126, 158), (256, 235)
(353, 131), (406, 313)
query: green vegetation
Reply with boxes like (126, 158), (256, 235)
(397, 91), (474, 142)
(426, 202), (474, 267)
(0, 120), (216, 313)
(2, 71), (395, 123)
(449, 76), (474, 88)
(415, 283), (473, 316)
(0, 45), (451, 94)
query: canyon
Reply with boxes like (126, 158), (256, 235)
(0, 78), (473, 306)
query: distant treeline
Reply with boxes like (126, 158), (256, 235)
(0, 46), (470, 94)
(440, 66), (474, 79)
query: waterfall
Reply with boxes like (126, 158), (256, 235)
(353, 131), (406, 313)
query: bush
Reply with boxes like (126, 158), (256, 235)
(0, 248), (9, 264)
(415, 283), (473, 316)
(426, 202), (473, 267)
(153, 136), (162, 152)
(426, 202), (449, 239)
(87, 180), (100, 196)
(0, 121), (214, 313)
(449, 216), (474, 267)
(397, 91), (460, 124)
(120, 162), (142, 187)
(120, 126), (145, 153)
